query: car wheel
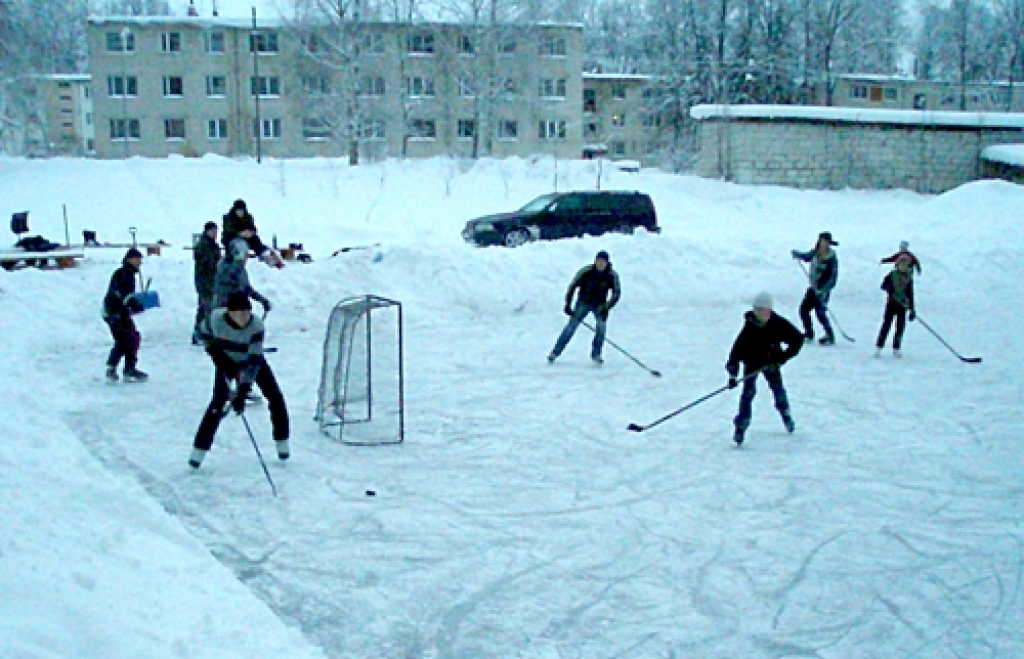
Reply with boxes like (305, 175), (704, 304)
(504, 229), (529, 248)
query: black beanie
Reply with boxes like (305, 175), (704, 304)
(232, 199), (247, 211)
(226, 291), (252, 311)
(204, 221), (218, 232)
(596, 250), (610, 261)
(125, 247), (143, 260)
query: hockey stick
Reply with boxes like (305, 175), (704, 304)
(330, 243), (380, 257)
(239, 413), (278, 497)
(913, 314), (982, 363)
(627, 368), (763, 433)
(795, 260), (855, 342)
(580, 319), (661, 377)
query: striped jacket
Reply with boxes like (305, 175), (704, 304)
(201, 308), (265, 385)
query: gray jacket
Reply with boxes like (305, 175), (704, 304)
(213, 237), (269, 308)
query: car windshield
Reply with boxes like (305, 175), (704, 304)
(518, 193), (559, 214)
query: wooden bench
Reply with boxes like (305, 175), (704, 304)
(0, 248), (85, 270)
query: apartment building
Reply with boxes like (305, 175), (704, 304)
(85, 16), (583, 161)
(826, 74), (1024, 113)
(7, 74), (94, 156)
(581, 73), (664, 167)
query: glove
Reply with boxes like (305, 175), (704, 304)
(791, 250), (800, 259)
(908, 309), (916, 322)
(231, 383), (251, 415)
(261, 298), (272, 314)
(127, 296), (144, 314)
(597, 304), (609, 320)
(563, 303), (573, 316)
(728, 377), (738, 389)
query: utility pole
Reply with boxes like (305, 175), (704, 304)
(121, 26), (130, 159)
(252, 7), (262, 163)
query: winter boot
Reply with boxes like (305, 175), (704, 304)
(591, 355), (604, 365)
(123, 367), (148, 383)
(893, 349), (903, 359)
(105, 365), (119, 382)
(276, 439), (290, 461)
(782, 414), (796, 434)
(874, 347), (882, 357)
(547, 353), (557, 364)
(803, 331), (814, 342)
(188, 448), (207, 469)
(733, 428), (745, 446)
(818, 335), (835, 346)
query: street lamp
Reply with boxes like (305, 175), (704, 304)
(121, 26), (130, 159)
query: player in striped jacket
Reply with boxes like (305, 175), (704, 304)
(190, 292), (290, 469)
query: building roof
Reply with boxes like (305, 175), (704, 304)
(690, 104), (1024, 129)
(87, 15), (583, 30)
(583, 73), (652, 82)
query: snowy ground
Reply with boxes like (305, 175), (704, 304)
(1, 155), (1021, 657)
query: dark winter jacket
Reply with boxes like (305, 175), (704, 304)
(193, 233), (221, 299)
(102, 261), (143, 321)
(201, 308), (265, 385)
(566, 264), (621, 309)
(726, 311), (804, 377)
(882, 269), (915, 310)
(881, 250), (921, 275)
(222, 208), (268, 256)
(793, 247), (839, 299)
(214, 237), (269, 308)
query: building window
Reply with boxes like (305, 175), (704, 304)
(459, 35), (474, 55)
(538, 119), (566, 141)
(84, 86), (91, 99)
(408, 119), (436, 139)
(539, 78), (567, 99)
(107, 76), (137, 97)
(611, 113), (626, 128)
(491, 77), (517, 97)
(611, 141), (626, 156)
(86, 112), (93, 126)
(870, 86), (883, 102)
(585, 122), (598, 136)
(357, 118), (386, 140)
(913, 93), (927, 110)
(206, 31), (225, 53)
(498, 119), (518, 139)
(360, 32), (384, 54)
(106, 31), (135, 52)
(405, 76), (435, 98)
(302, 117), (331, 140)
(249, 32), (279, 53)
(457, 119), (475, 139)
(59, 94), (72, 102)
(851, 85), (867, 100)
(358, 76), (385, 97)
(302, 76), (330, 95)
(457, 77), (475, 98)
(644, 141), (659, 155)
(251, 76), (281, 97)
(642, 112), (661, 129)
(164, 118), (186, 140)
(162, 76), (184, 97)
(302, 33), (321, 53)
(252, 118), (282, 139)
(884, 87), (898, 101)
(208, 119), (228, 140)
(583, 89), (597, 112)
(110, 118), (140, 140)
(161, 32), (181, 53)
(407, 32), (435, 55)
(499, 40), (517, 55)
(612, 84), (626, 100)
(540, 36), (566, 57)
(206, 76), (227, 97)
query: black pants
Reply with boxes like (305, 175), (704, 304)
(876, 300), (907, 350)
(105, 317), (139, 370)
(798, 287), (833, 339)
(194, 359), (289, 451)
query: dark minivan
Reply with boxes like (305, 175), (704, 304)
(462, 190), (659, 247)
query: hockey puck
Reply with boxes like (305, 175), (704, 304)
(365, 490), (376, 497)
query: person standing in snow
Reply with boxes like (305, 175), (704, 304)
(102, 248), (148, 382)
(791, 231), (840, 345)
(726, 292), (804, 446)
(547, 250), (621, 365)
(214, 222), (272, 315)
(190, 292), (290, 469)
(880, 240), (922, 276)
(875, 253), (916, 358)
(192, 221), (221, 345)
(222, 199), (282, 269)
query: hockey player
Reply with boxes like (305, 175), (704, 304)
(726, 292), (804, 446)
(102, 248), (148, 382)
(214, 222), (272, 314)
(791, 231), (840, 345)
(222, 199), (283, 269)
(192, 221), (221, 345)
(190, 292), (290, 469)
(880, 240), (922, 276)
(875, 253), (916, 358)
(547, 250), (621, 365)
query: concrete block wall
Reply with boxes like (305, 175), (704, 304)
(696, 118), (1024, 193)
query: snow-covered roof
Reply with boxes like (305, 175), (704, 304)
(836, 73), (917, 83)
(88, 15), (583, 30)
(583, 73), (652, 82)
(690, 104), (1024, 129)
(981, 144), (1024, 166)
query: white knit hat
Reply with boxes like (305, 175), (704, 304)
(899, 240), (909, 251)
(752, 291), (773, 309)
